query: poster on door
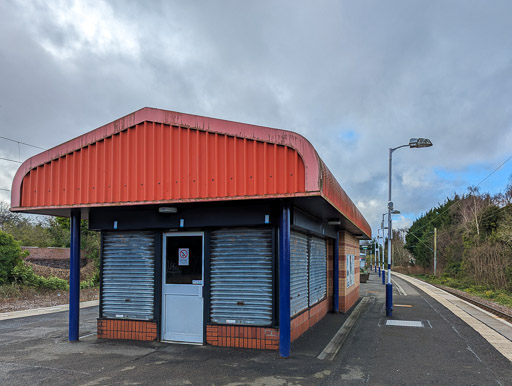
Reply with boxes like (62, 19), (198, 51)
(178, 248), (189, 266)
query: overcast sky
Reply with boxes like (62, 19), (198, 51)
(1, 0), (511, 234)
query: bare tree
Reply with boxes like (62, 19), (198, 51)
(457, 187), (490, 236)
(0, 202), (16, 231)
(392, 229), (413, 266)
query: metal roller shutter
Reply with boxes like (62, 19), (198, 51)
(210, 228), (273, 326)
(290, 231), (309, 316)
(309, 235), (327, 306)
(101, 232), (155, 320)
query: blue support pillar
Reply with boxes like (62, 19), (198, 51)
(333, 232), (339, 313)
(69, 211), (81, 341)
(278, 204), (291, 358)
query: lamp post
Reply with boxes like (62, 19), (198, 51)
(378, 230), (382, 276)
(386, 137), (432, 317)
(381, 210), (399, 281)
(374, 233), (379, 273)
(381, 214), (386, 283)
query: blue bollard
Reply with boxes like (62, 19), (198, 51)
(386, 283), (393, 317)
(378, 266), (381, 277)
(382, 270), (385, 285)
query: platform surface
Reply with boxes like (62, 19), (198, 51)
(0, 273), (511, 385)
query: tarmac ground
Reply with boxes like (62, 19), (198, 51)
(1, 272), (511, 385)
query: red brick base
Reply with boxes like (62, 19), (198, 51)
(97, 319), (157, 341)
(291, 298), (329, 342)
(206, 325), (279, 350)
(340, 286), (360, 313)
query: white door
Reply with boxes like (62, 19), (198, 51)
(162, 232), (204, 343)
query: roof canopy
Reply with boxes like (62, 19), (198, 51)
(11, 107), (371, 238)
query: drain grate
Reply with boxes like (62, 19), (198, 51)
(386, 320), (424, 327)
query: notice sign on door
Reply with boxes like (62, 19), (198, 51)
(178, 248), (189, 266)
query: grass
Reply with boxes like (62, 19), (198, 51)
(0, 283), (23, 298)
(410, 274), (512, 308)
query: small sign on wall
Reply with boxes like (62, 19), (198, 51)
(178, 248), (189, 266)
(346, 254), (355, 288)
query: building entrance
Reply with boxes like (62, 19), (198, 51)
(162, 232), (204, 343)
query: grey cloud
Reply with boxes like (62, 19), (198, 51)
(1, 0), (511, 233)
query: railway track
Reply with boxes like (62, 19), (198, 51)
(430, 283), (512, 324)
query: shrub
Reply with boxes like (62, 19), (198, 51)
(11, 261), (69, 290)
(80, 276), (99, 289)
(0, 230), (25, 284)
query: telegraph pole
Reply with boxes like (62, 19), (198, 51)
(434, 227), (437, 276)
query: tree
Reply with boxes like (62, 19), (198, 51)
(0, 202), (17, 231)
(405, 197), (455, 268)
(392, 229), (412, 266)
(0, 230), (24, 284)
(405, 177), (512, 290)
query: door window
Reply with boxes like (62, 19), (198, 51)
(165, 236), (203, 284)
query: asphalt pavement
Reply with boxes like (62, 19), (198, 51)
(0, 273), (511, 385)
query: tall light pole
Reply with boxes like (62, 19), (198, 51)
(379, 229), (384, 277)
(381, 210), (399, 281)
(386, 138), (432, 317)
(375, 232), (379, 273)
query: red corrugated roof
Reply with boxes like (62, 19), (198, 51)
(11, 107), (371, 238)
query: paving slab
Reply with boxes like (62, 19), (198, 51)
(1, 274), (511, 385)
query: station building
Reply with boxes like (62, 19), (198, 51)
(11, 107), (371, 356)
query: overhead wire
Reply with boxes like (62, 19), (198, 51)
(0, 157), (22, 163)
(0, 135), (47, 150)
(0, 136), (46, 197)
(405, 153), (512, 244)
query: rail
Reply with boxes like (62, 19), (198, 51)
(429, 283), (512, 324)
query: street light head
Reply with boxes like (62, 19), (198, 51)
(391, 210), (401, 214)
(409, 137), (433, 148)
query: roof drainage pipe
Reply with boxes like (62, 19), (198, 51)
(69, 210), (81, 341)
(279, 203), (291, 358)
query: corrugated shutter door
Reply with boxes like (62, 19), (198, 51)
(290, 231), (308, 316)
(210, 228), (273, 326)
(309, 235), (327, 306)
(101, 232), (155, 320)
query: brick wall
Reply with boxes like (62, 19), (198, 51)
(97, 319), (157, 341)
(206, 325), (279, 350)
(205, 299), (329, 350)
(290, 298), (329, 342)
(338, 231), (360, 313)
(22, 247), (87, 269)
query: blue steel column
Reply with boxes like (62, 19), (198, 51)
(333, 232), (339, 313)
(278, 204), (291, 358)
(69, 211), (81, 341)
